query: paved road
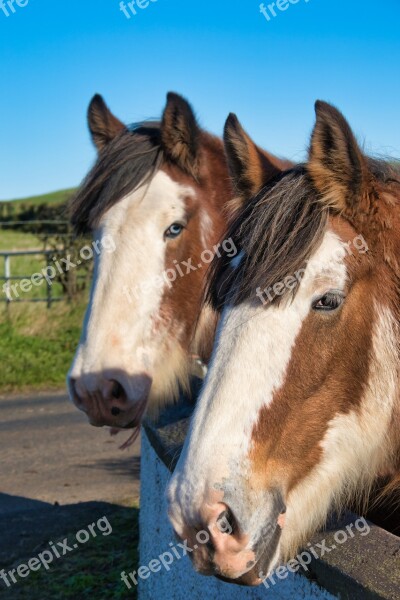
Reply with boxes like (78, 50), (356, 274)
(0, 391), (140, 514)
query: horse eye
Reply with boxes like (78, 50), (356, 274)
(313, 291), (345, 312)
(165, 223), (184, 239)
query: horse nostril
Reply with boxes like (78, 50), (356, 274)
(111, 380), (123, 399)
(111, 406), (121, 416)
(216, 508), (236, 536)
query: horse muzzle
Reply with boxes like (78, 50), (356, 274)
(168, 487), (285, 586)
(68, 371), (152, 428)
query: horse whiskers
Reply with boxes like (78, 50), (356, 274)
(118, 427), (141, 451)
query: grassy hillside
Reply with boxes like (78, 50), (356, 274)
(0, 188), (76, 209)
(0, 229), (41, 251)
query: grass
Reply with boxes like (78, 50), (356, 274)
(0, 188), (76, 208)
(0, 229), (42, 251)
(0, 301), (87, 392)
(2, 502), (139, 600)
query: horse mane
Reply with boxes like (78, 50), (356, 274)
(69, 123), (163, 235)
(369, 157), (400, 182)
(206, 165), (327, 309)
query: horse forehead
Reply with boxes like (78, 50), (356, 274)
(101, 170), (196, 230)
(141, 170), (196, 213)
(306, 229), (348, 274)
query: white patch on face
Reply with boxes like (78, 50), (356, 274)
(168, 230), (348, 554)
(69, 171), (195, 404)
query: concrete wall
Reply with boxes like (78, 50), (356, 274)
(138, 432), (336, 600)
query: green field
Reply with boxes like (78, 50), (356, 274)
(1, 188), (76, 208)
(0, 301), (87, 392)
(0, 252), (67, 303)
(0, 194), (92, 306)
(0, 229), (42, 251)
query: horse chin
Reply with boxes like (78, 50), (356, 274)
(108, 410), (146, 450)
(216, 569), (262, 587)
(214, 550), (281, 587)
(217, 520), (283, 586)
(83, 393), (148, 430)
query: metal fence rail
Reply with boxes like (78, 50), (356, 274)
(0, 250), (63, 308)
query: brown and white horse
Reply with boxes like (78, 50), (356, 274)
(168, 102), (400, 585)
(67, 93), (290, 433)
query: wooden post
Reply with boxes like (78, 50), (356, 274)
(4, 254), (11, 305)
(46, 254), (52, 309)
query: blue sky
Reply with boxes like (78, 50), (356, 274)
(1, 0), (399, 199)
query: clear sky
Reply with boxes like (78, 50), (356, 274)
(1, 0), (399, 200)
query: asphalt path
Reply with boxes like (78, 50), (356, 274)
(0, 390), (140, 515)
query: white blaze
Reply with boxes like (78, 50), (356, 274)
(69, 171), (194, 403)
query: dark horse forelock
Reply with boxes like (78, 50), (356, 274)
(206, 166), (328, 310)
(69, 123), (163, 235)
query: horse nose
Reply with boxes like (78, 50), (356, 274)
(68, 376), (84, 408)
(177, 502), (257, 579)
(201, 503), (248, 556)
(102, 378), (127, 408)
(68, 376), (126, 405)
(202, 503), (237, 542)
(68, 373), (152, 427)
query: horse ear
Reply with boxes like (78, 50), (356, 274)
(223, 113), (288, 201)
(87, 94), (125, 152)
(308, 101), (367, 213)
(161, 92), (200, 177)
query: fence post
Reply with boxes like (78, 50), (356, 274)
(46, 254), (52, 309)
(4, 254), (11, 306)
(0, 246), (78, 307)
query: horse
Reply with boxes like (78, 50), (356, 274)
(67, 92), (291, 436)
(167, 101), (400, 585)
